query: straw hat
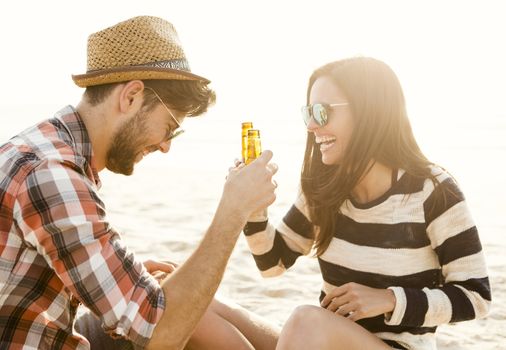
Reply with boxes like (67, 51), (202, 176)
(72, 16), (209, 87)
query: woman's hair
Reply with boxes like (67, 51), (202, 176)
(83, 79), (216, 117)
(301, 57), (437, 256)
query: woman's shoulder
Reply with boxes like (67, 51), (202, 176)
(428, 164), (453, 182)
(425, 165), (462, 194)
(399, 164), (464, 204)
(420, 165), (467, 223)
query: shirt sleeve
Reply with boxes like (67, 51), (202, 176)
(243, 189), (316, 277)
(385, 176), (491, 327)
(14, 159), (165, 348)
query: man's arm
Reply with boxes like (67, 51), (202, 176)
(15, 159), (166, 347)
(146, 151), (278, 350)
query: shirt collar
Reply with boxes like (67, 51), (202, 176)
(55, 105), (102, 189)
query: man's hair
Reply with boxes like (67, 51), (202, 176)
(83, 79), (216, 117)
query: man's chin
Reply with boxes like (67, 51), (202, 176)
(106, 161), (135, 176)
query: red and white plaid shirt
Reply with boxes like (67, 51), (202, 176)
(0, 106), (165, 349)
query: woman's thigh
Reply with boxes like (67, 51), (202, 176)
(276, 305), (391, 350)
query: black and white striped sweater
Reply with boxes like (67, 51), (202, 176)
(244, 167), (491, 350)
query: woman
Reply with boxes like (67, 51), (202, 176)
(243, 57), (491, 349)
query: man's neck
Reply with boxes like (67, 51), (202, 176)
(75, 101), (112, 172)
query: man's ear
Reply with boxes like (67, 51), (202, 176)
(118, 80), (145, 113)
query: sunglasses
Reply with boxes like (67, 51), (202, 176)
(144, 87), (185, 141)
(301, 102), (349, 127)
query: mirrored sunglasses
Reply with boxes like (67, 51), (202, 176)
(301, 102), (349, 126)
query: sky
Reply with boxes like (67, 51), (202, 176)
(1, 0), (504, 119)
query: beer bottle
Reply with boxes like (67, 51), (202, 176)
(241, 122), (253, 163)
(246, 129), (262, 164)
(244, 128), (267, 221)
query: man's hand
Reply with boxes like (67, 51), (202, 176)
(321, 282), (396, 322)
(222, 150), (278, 220)
(143, 260), (178, 283)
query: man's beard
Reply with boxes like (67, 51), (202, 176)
(105, 111), (150, 175)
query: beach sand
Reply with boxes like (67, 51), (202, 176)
(98, 129), (505, 350)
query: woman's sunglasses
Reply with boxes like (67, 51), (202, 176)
(301, 102), (349, 126)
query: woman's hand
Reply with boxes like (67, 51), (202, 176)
(321, 282), (396, 322)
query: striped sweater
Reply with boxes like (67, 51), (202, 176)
(243, 167), (491, 350)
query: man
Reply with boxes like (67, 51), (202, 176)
(0, 16), (279, 349)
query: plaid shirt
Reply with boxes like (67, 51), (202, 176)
(0, 106), (165, 349)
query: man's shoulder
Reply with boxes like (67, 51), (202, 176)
(1, 119), (88, 187)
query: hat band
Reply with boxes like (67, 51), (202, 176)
(87, 58), (191, 73)
(138, 58), (191, 71)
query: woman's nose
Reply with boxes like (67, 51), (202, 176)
(306, 117), (320, 133)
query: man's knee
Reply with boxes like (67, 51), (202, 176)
(75, 310), (134, 350)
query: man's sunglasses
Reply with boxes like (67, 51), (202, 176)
(301, 102), (349, 126)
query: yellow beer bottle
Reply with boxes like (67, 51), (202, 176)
(242, 122), (253, 163)
(246, 129), (262, 164)
(245, 128), (267, 220)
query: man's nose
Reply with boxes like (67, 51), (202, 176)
(158, 140), (171, 153)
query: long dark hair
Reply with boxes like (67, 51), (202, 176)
(301, 57), (437, 256)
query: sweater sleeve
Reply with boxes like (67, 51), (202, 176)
(386, 175), (491, 327)
(243, 189), (317, 277)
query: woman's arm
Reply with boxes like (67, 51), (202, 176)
(244, 189), (316, 277)
(386, 176), (491, 327)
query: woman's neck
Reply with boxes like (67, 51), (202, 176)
(351, 161), (394, 204)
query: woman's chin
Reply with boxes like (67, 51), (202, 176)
(321, 154), (340, 165)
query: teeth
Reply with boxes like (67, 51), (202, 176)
(315, 136), (336, 144)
